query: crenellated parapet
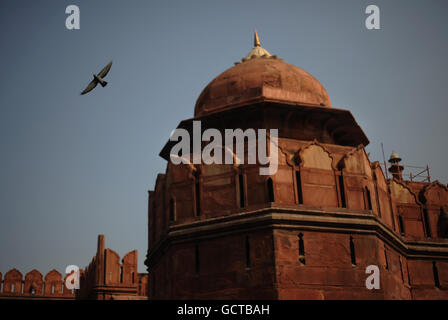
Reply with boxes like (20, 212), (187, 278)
(77, 235), (148, 300)
(0, 235), (148, 300)
(0, 268), (75, 300)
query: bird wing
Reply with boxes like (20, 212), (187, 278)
(81, 79), (98, 95)
(98, 61), (113, 78)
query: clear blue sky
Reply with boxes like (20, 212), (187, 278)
(1, 0), (447, 276)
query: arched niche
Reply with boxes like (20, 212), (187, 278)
(390, 180), (418, 205)
(298, 142), (333, 170)
(4, 269), (23, 294)
(337, 147), (375, 212)
(390, 180), (425, 238)
(44, 269), (62, 295)
(421, 182), (448, 239)
(24, 269), (43, 295)
(339, 146), (372, 178)
(421, 182), (448, 207)
(294, 142), (338, 207)
(193, 145), (240, 216)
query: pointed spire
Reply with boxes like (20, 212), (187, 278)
(237, 29), (277, 64)
(254, 28), (261, 47)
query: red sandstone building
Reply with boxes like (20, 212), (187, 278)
(145, 31), (448, 299)
(78, 235), (148, 300)
(0, 235), (147, 300)
(0, 269), (75, 300)
(1, 32), (447, 301)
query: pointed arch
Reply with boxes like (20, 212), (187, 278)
(295, 140), (334, 170)
(293, 140), (339, 207)
(44, 269), (62, 295)
(24, 269), (43, 295)
(390, 179), (420, 205)
(390, 179), (426, 238)
(4, 268), (23, 294)
(339, 145), (372, 178)
(421, 181), (448, 206)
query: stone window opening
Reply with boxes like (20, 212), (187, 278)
(120, 266), (123, 283)
(245, 235), (251, 269)
(298, 233), (306, 265)
(433, 261), (440, 288)
(365, 187), (372, 210)
(132, 272), (135, 284)
(295, 170), (303, 204)
(350, 236), (356, 267)
(267, 178), (274, 203)
(398, 215), (405, 236)
(239, 173), (246, 208)
(338, 174), (346, 208)
(51, 285), (55, 294)
(423, 208), (431, 238)
(384, 247), (389, 270)
(11, 284), (15, 293)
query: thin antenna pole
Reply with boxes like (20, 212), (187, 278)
(381, 143), (389, 179)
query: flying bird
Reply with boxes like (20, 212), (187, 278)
(81, 61), (113, 95)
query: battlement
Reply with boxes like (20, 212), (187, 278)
(77, 235), (148, 300)
(0, 268), (75, 300)
(0, 235), (148, 300)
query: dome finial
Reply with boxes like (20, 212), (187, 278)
(240, 29), (271, 62)
(254, 28), (261, 47)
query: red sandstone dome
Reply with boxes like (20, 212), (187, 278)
(194, 34), (332, 117)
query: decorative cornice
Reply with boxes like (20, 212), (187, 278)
(146, 205), (448, 269)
